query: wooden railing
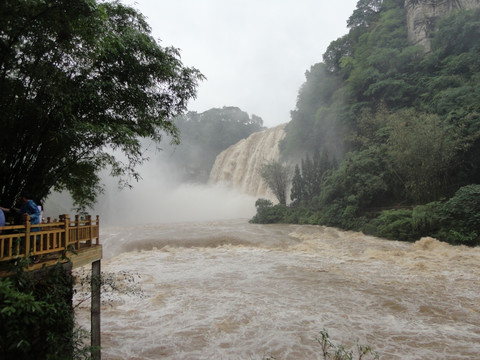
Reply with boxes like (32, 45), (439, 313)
(0, 214), (99, 262)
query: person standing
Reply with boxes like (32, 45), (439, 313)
(0, 194), (41, 225)
(0, 195), (42, 261)
(0, 208), (5, 234)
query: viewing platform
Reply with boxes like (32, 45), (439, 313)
(0, 213), (102, 359)
(0, 214), (101, 275)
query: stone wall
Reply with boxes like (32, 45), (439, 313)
(405, 0), (480, 51)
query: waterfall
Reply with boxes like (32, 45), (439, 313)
(209, 124), (286, 200)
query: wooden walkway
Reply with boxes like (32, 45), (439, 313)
(0, 214), (102, 275)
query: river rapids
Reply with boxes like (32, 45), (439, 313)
(74, 218), (480, 360)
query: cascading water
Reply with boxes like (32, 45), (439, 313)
(209, 124), (286, 200)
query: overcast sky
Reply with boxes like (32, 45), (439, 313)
(122, 0), (359, 128)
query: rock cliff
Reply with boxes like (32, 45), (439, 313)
(405, 0), (480, 51)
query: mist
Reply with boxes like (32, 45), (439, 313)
(45, 151), (257, 227)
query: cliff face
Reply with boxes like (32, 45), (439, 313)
(405, 0), (480, 51)
(209, 124), (286, 200)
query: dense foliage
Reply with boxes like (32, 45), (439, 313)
(165, 107), (264, 182)
(0, 263), (77, 359)
(0, 0), (203, 209)
(257, 0), (480, 246)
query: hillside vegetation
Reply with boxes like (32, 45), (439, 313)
(165, 107), (264, 183)
(253, 0), (480, 246)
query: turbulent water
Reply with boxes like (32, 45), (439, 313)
(209, 124), (286, 199)
(74, 219), (480, 360)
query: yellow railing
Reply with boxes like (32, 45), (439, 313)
(0, 214), (99, 262)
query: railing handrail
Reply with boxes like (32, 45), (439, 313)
(0, 214), (99, 262)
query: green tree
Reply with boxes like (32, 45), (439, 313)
(290, 164), (304, 205)
(301, 154), (316, 199)
(386, 109), (466, 203)
(318, 149), (390, 228)
(323, 34), (353, 74)
(430, 8), (480, 57)
(0, 0), (204, 208)
(259, 160), (292, 205)
(289, 149), (336, 206)
(347, 0), (383, 29)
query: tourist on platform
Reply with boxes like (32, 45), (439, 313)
(0, 194), (41, 225)
(0, 208), (5, 234)
(1, 195), (42, 261)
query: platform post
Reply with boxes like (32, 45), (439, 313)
(91, 259), (101, 359)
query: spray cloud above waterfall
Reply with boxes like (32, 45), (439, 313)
(94, 157), (258, 226)
(45, 108), (268, 225)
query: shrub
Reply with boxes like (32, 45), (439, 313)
(363, 209), (418, 241)
(250, 199), (291, 224)
(436, 184), (480, 246)
(411, 201), (443, 235)
(316, 329), (379, 360)
(363, 185), (480, 245)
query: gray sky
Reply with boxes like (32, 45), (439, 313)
(123, 0), (359, 128)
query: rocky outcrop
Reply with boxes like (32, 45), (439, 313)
(405, 0), (480, 51)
